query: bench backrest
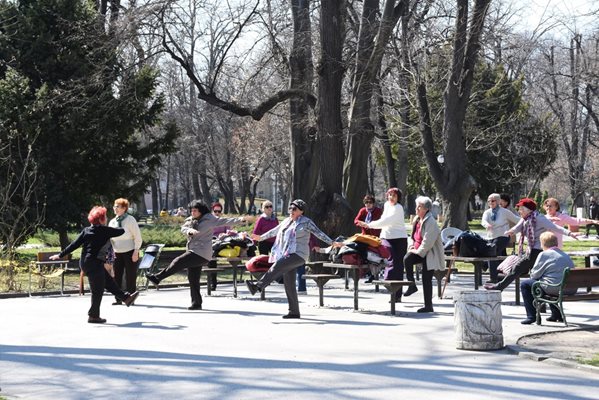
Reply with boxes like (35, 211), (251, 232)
(37, 252), (70, 262)
(563, 268), (599, 290)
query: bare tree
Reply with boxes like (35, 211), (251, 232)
(415, 0), (491, 229)
(342, 0), (408, 211)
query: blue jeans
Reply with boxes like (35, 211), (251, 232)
(296, 264), (306, 291)
(520, 278), (560, 319)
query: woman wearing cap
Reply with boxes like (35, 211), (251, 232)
(147, 200), (253, 310)
(481, 193), (521, 283)
(484, 197), (577, 292)
(356, 188), (408, 302)
(247, 199), (342, 319)
(252, 200), (279, 255)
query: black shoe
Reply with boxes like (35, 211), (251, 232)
(521, 318), (535, 325)
(146, 274), (160, 287)
(547, 315), (564, 322)
(404, 285), (418, 297)
(88, 317), (107, 324)
(539, 304), (547, 313)
(123, 291), (139, 307)
(246, 280), (259, 295)
(112, 300), (122, 306)
(210, 285), (217, 291)
(417, 307), (434, 313)
(365, 275), (374, 284)
(188, 304), (202, 310)
(282, 313), (300, 319)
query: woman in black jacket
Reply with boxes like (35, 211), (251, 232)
(51, 206), (139, 323)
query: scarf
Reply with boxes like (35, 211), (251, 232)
(490, 206), (498, 222)
(518, 210), (537, 256)
(365, 209), (373, 223)
(116, 214), (127, 227)
(269, 216), (300, 262)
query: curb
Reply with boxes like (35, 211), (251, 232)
(507, 335), (599, 375)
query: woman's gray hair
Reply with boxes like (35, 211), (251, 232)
(415, 196), (433, 210)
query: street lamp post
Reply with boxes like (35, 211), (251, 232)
(271, 173), (277, 214)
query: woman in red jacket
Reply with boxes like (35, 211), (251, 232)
(354, 194), (383, 236)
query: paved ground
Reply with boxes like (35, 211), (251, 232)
(1, 273), (598, 400)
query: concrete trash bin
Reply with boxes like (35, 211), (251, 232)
(454, 290), (504, 350)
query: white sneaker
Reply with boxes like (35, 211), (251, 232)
(297, 291), (307, 295)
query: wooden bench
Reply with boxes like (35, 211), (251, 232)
(302, 274), (341, 306)
(203, 267), (228, 296)
(28, 252), (75, 296)
(533, 267), (599, 326)
(373, 280), (413, 315)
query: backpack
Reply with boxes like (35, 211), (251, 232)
(455, 231), (496, 257)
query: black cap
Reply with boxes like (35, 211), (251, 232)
(290, 199), (306, 211)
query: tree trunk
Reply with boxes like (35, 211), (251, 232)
(415, 0), (489, 230)
(289, 0), (317, 202)
(311, 0), (353, 236)
(343, 0), (406, 211)
(58, 228), (70, 250)
(151, 178), (159, 216)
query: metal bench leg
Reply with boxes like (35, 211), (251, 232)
(318, 284), (325, 307)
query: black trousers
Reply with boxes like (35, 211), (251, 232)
(403, 252), (433, 309)
(487, 236), (510, 281)
(258, 241), (274, 256)
(586, 223), (599, 236)
(84, 259), (128, 318)
(386, 238), (408, 280)
(113, 249), (138, 299)
(155, 251), (208, 307)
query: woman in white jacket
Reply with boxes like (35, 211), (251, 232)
(357, 188), (408, 302)
(109, 198), (143, 305)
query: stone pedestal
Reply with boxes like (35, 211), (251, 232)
(454, 290), (504, 350)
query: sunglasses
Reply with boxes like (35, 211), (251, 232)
(288, 206), (298, 211)
(264, 205), (273, 209)
(213, 210), (222, 214)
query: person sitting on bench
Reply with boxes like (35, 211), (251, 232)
(520, 232), (576, 325)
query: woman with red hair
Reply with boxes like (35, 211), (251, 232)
(51, 206), (139, 323)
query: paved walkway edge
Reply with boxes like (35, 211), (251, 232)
(506, 336), (599, 375)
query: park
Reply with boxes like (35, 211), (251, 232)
(2, 0), (599, 399)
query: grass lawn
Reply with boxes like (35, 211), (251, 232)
(578, 354), (599, 367)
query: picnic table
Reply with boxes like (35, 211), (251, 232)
(443, 255), (508, 293)
(206, 257), (249, 297)
(323, 263), (370, 310)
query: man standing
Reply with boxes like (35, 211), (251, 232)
(586, 196), (599, 238)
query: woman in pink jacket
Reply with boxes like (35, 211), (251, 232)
(543, 198), (594, 248)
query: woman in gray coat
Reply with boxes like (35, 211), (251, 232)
(403, 196), (445, 313)
(247, 199), (342, 319)
(147, 200), (252, 310)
